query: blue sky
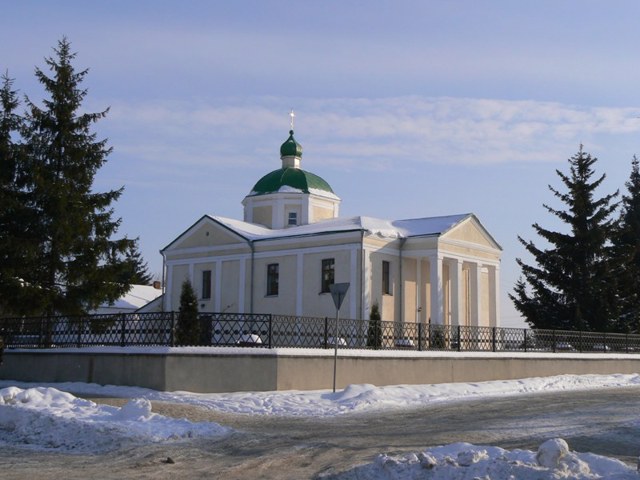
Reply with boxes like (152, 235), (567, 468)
(3, 1), (640, 327)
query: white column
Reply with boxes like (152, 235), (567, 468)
(239, 257), (246, 313)
(296, 253), (303, 316)
(429, 255), (444, 325)
(469, 262), (482, 326)
(165, 264), (174, 311)
(449, 259), (463, 326)
(488, 264), (500, 327)
(273, 197), (285, 228)
(416, 258), (422, 323)
(350, 246), (357, 319)
(214, 261), (222, 312)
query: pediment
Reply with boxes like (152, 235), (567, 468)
(163, 216), (247, 252)
(441, 215), (501, 251)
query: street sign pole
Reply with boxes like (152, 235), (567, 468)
(329, 283), (350, 393)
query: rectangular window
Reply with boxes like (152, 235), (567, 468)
(288, 211), (298, 226)
(267, 263), (279, 296)
(201, 270), (212, 300)
(382, 260), (391, 295)
(321, 258), (335, 293)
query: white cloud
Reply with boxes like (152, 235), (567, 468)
(100, 96), (640, 172)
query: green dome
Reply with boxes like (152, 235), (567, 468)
(249, 167), (335, 196)
(280, 130), (303, 158)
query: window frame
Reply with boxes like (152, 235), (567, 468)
(382, 260), (391, 295)
(201, 269), (212, 300)
(266, 263), (279, 296)
(287, 211), (298, 226)
(321, 258), (335, 293)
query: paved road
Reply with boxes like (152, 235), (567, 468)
(2, 386), (639, 479)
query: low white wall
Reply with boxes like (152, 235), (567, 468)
(2, 348), (640, 393)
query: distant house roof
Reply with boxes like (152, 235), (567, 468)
(94, 285), (163, 314)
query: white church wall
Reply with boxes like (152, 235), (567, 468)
(253, 254), (298, 316)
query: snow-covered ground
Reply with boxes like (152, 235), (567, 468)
(1, 374), (640, 479)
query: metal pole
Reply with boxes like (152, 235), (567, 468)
(333, 308), (339, 393)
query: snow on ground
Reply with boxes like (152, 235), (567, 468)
(3, 372), (640, 417)
(0, 386), (229, 453)
(2, 374), (640, 478)
(324, 439), (639, 479)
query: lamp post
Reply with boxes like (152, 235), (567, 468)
(329, 282), (350, 393)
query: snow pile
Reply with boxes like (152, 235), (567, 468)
(0, 386), (229, 452)
(138, 373), (640, 417)
(3, 373), (640, 417)
(325, 438), (638, 479)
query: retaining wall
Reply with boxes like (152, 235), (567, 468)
(1, 348), (640, 393)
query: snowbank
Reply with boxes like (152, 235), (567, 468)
(324, 439), (638, 479)
(0, 386), (229, 452)
(3, 373), (638, 417)
(1, 375), (640, 478)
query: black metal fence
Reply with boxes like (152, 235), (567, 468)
(1, 311), (640, 353)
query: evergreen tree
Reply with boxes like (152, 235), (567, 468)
(613, 155), (640, 332)
(15, 38), (136, 315)
(119, 243), (153, 286)
(0, 73), (20, 315)
(366, 302), (382, 349)
(0, 73), (36, 316)
(175, 279), (200, 345)
(510, 146), (620, 332)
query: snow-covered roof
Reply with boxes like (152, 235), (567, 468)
(209, 213), (473, 242)
(162, 212), (502, 253)
(101, 285), (163, 311)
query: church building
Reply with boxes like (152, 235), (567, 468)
(160, 124), (502, 328)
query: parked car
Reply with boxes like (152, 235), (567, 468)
(236, 333), (263, 346)
(554, 342), (576, 351)
(395, 338), (415, 349)
(327, 336), (347, 347)
(591, 344), (611, 352)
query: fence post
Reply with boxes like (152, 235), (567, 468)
(77, 318), (82, 348)
(120, 314), (126, 347)
(268, 314), (273, 349)
(552, 330), (556, 352)
(523, 329), (528, 352)
(578, 329), (582, 352)
(418, 323), (423, 351)
(323, 317), (328, 349)
(492, 327), (497, 352)
(457, 325), (461, 352)
(169, 312), (175, 347)
(626, 332), (629, 353)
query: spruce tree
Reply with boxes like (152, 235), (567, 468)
(366, 302), (382, 348)
(175, 280), (200, 345)
(17, 38), (136, 315)
(0, 73), (35, 316)
(119, 243), (153, 286)
(510, 146), (620, 332)
(0, 73), (20, 315)
(614, 156), (640, 332)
